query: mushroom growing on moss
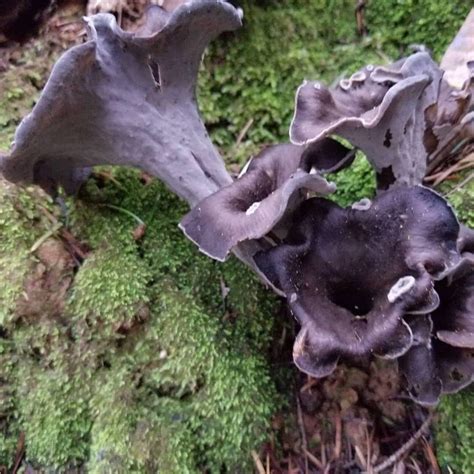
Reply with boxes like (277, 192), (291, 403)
(180, 138), (354, 261)
(0, 0), (241, 204)
(253, 186), (461, 378)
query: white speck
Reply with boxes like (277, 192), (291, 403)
(309, 166), (319, 175)
(245, 201), (261, 216)
(367, 64), (374, 71)
(290, 293), (297, 303)
(351, 198), (372, 211)
(159, 350), (167, 360)
(313, 82), (321, 90)
(387, 276), (416, 303)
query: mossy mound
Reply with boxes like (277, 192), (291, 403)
(0, 0), (473, 471)
(0, 170), (280, 472)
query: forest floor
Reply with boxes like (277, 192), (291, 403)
(0, 1), (473, 473)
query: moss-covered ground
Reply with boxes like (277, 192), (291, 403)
(0, 0), (473, 471)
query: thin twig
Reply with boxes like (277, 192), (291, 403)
(304, 448), (324, 470)
(296, 395), (309, 474)
(29, 222), (62, 253)
(251, 450), (266, 474)
(424, 154), (474, 186)
(409, 456), (423, 474)
(421, 436), (441, 474)
(334, 412), (342, 460)
(97, 203), (145, 225)
(12, 432), (25, 474)
(370, 412), (434, 474)
(235, 118), (254, 147)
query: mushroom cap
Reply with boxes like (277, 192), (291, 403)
(0, 0), (241, 203)
(290, 52), (473, 189)
(180, 138), (354, 261)
(254, 186), (460, 378)
(399, 223), (474, 405)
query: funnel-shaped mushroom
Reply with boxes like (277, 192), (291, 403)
(0, 1), (241, 204)
(290, 52), (473, 189)
(180, 138), (354, 261)
(399, 226), (474, 405)
(254, 186), (460, 378)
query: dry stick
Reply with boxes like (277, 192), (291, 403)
(421, 436), (441, 474)
(431, 155), (474, 186)
(369, 412), (434, 474)
(426, 120), (472, 175)
(296, 395), (309, 474)
(251, 450), (266, 474)
(333, 412), (342, 460)
(304, 448), (324, 470)
(409, 456), (423, 474)
(424, 153), (474, 182)
(235, 118), (254, 147)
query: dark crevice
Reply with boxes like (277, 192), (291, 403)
(327, 282), (375, 316)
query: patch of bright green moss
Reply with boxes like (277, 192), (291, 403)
(436, 391), (474, 473)
(0, 183), (46, 326)
(1, 168), (280, 471)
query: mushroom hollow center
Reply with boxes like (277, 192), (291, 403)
(327, 281), (375, 316)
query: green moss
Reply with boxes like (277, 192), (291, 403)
(198, 0), (469, 168)
(15, 362), (92, 468)
(1, 168), (280, 471)
(366, 0), (471, 60)
(442, 176), (474, 228)
(436, 391), (474, 473)
(1, 0), (472, 470)
(0, 183), (46, 326)
(329, 154), (376, 207)
(70, 244), (151, 334)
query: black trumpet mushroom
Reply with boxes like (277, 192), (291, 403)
(254, 186), (461, 380)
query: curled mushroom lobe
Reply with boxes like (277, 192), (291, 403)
(180, 138), (354, 261)
(0, 0), (242, 204)
(290, 52), (474, 189)
(254, 186), (462, 380)
(399, 225), (474, 405)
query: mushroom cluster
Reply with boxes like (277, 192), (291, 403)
(180, 8), (474, 404)
(1, 0), (473, 405)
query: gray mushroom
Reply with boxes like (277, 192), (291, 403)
(399, 225), (474, 405)
(290, 52), (473, 189)
(0, 0), (241, 204)
(180, 138), (354, 261)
